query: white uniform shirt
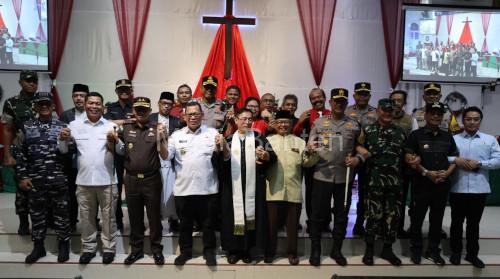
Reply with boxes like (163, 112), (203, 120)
(167, 125), (219, 196)
(59, 116), (117, 186)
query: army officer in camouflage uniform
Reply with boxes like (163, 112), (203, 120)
(16, 92), (71, 263)
(356, 99), (407, 266)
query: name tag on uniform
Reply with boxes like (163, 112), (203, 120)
(179, 140), (187, 143)
(26, 129), (40, 139)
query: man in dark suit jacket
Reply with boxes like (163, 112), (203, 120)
(59, 83), (89, 231)
(149, 92), (182, 232)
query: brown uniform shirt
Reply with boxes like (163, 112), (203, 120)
(122, 122), (162, 174)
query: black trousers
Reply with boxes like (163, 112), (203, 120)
(266, 201), (301, 256)
(115, 158), (125, 225)
(410, 178), (449, 253)
(355, 165), (367, 226)
(398, 172), (412, 231)
(175, 194), (218, 255)
(310, 179), (352, 242)
(124, 172), (163, 254)
(66, 167), (79, 226)
(449, 193), (487, 257)
(304, 167), (314, 223)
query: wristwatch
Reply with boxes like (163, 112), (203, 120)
(421, 168), (428, 177)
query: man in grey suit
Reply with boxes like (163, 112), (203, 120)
(149, 91), (182, 232)
(59, 83), (89, 230)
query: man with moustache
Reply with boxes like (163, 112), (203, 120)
(149, 91), (182, 232)
(219, 85), (241, 137)
(346, 82), (377, 236)
(292, 88), (331, 232)
(59, 83), (89, 230)
(307, 88), (361, 266)
(195, 76), (224, 129)
(405, 102), (458, 266)
(260, 93), (277, 122)
(280, 94), (299, 127)
(412, 82), (450, 131)
(104, 79), (136, 232)
(449, 107), (500, 268)
(167, 101), (227, 266)
(390, 90), (418, 239)
(2, 70), (39, 235)
(59, 92), (119, 264)
(171, 84), (192, 119)
(113, 97), (167, 265)
(356, 99), (407, 266)
(17, 92), (71, 263)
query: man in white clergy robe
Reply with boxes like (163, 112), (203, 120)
(220, 108), (277, 264)
(149, 91), (182, 232)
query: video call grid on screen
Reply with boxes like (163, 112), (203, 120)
(402, 4), (500, 84)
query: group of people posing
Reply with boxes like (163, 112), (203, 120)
(2, 71), (500, 269)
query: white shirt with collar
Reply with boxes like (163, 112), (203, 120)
(167, 125), (219, 196)
(59, 116), (117, 186)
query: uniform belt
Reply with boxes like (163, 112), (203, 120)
(126, 169), (159, 179)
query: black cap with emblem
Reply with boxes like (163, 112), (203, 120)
(354, 82), (371, 94)
(331, 88), (349, 100)
(425, 101), (446, 114)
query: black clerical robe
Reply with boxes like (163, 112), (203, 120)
(220, 131), (277, 254)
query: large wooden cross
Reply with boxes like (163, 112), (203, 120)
(203, 0), (256, 79)
(462, 17), (472, 24)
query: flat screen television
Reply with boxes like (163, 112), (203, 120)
(402, 4), (500, 84)
(0, 0), (48, 71)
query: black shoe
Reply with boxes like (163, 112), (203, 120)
(227, 253), (240, 264)
(425, 251), (445, 266)
(397, 229), (410, 239)
(362, 244), (374, 266)
(465, 255), (485, 268)
(449, 253), (461, 265)
(330, 240), (347, 266)
(380, 245), (401, 266)
(309, 242), (321, 266)
(205, 253), (217, 266)
(124, 252), (144, 265)
(153, 253), (165, 266)
(102, 252), (115, 264)
(57, 240), (70, 263)
(174, 253), (192, 266)
(241, 254), (252, 264)
(441, 229), (447, 239)
(79, 252), (96, 264)
(288, 255), (300, 265)
(353, 224), (365, 236)
(264, 254), (274, 264)
(25, 241), (46, 264)
(410, 251), (422, 264)
(18, 214), (30, 236)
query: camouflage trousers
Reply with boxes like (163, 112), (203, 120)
(15, 186), (29, 215)
(364, 182), (402, 244)
(28, 178), (71, 241)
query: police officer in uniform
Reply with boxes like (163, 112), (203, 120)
(114, 97), (167, 265)
(345, 82), (377, 235)
(356, 99), (407, 266)
(308, 88), (361, 266)
(1, 70), (39, 235)
(104, 79), (135, 231)
(412, 82), (450, 131)
(16, 92), (71, 263)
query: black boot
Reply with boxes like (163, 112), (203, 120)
(18, 214), (30, 235)
(330, 239), (347, 266)
(309, 240), (321, 266)
(25, 240), (46, 264)
(57, 240), (70, 263)
(362, 242), (374, 266)
(380, 243), (401, 266)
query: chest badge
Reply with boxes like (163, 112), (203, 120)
(423, 144), (429, 149)
(128, 143), (134, 150)
(180, 148), (187, 155)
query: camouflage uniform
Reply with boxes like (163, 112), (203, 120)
(1, 91), (37, 215)
(16, 117), (70, 241)
(359, 122), (406, 243)
(345, 104), (377, 229)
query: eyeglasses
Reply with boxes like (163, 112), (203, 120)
(186, 112), (202, 118)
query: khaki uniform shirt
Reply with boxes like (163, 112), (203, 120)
(346, 104), (377, 128)
(412, 106), (450, 131)
(308, 116), (361, 184)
